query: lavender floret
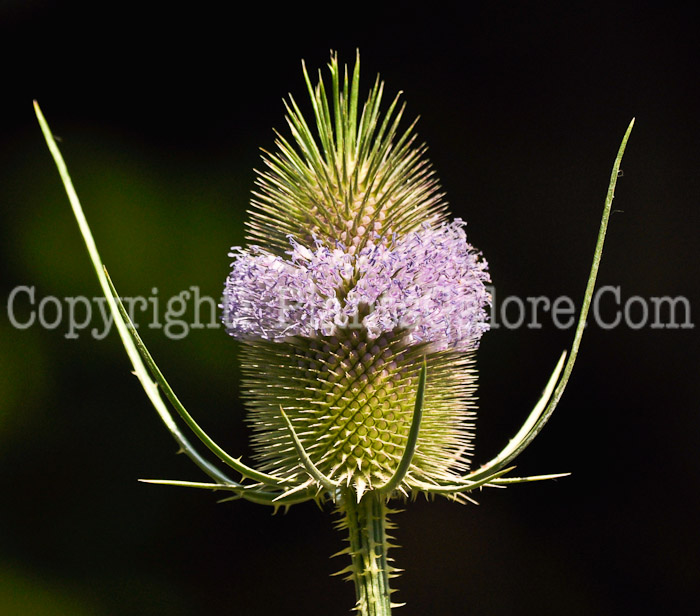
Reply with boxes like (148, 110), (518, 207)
(222, 219), (490, 351)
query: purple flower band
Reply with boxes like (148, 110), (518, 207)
(222, 220), (491, 352)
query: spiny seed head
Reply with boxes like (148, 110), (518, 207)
(222, 53), (491, 498)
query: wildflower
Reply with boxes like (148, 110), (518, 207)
(36, 50), (633, 616)
(220, 54), (494, 498)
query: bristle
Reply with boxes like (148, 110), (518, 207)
(245, 54), (447, 254)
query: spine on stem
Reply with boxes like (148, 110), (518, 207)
(335, 489), (400, 616)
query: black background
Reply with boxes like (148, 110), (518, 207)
(1, 2), (698, 615)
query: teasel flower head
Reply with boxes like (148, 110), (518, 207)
(36, 47), (632, 615)
(221, 52), (492, 500)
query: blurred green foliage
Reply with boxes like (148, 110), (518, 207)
(0, 562), (97, 615)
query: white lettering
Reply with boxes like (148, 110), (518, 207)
(593, 285), (622, 330)
(6, 285), (36, 329)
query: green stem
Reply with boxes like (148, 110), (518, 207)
(339, 489), (394, 616)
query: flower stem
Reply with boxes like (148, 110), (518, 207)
(339, 489), (395, 616)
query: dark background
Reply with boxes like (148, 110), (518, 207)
(1, 2), (698, 615)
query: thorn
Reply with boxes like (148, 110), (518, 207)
(355, 478), (367, 502)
